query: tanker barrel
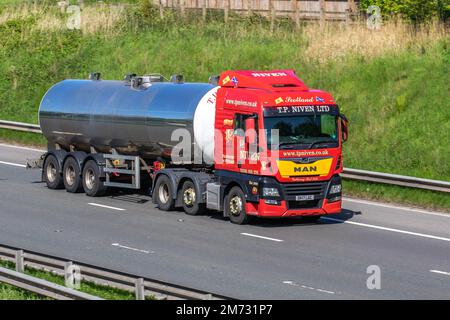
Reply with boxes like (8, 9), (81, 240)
(39, 78), (219, 165)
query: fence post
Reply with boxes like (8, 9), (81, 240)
(159, 0), (164, 19)
(224, 0), (230, 23)
(348, 0), (357, 13)
(180, 0), (185, 18)
(347, 0), (356, 23)
(269, 0), (276, 32)
(319, 0), (325, 27)
(291, 0), (300, 29)
(247, 0), (252, 16)
(15, 250), (24, 273)
(202, 0), (207, 21)
(135, 278), (145, 300)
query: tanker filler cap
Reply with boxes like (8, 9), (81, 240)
(170, 74), (184, 84)
(89, 72), (101, 81)
(209, 75), (220, 86)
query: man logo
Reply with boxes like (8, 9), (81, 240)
(294, 166), (317, 173)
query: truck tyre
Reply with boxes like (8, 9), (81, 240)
(63, 157), (83, 193)
(181, 180), (205, 215)
(154, 175), (175, 211)
(225, 186), (249, 225)
(43, 154), (64, 189)
(82, 160), (106, 197)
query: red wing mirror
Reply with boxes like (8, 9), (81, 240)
(340, 114), (348, 142)
(245, 117), (257, 145)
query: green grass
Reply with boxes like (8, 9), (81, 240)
(308, 43), (450, 181)
(0, 260), (139, 300)
(0, 282), (48, 300)
(0, 129), (47, 147)
(0, 0), (28, 5)
(0, 284), (45, 300)
(0, 2), (448, 210)
(343, 180), (450, 212)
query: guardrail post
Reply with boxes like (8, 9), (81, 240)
(135, 278), (145, 300)
(15, 250), (24, 273)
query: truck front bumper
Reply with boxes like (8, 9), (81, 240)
(245, 175), (342, 217)
(246, 198), (341, 217)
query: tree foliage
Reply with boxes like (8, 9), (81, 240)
(360, 0), (449, 23)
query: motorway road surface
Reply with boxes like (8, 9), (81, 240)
(0, 143), (449, 299)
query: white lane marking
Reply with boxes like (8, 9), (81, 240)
(283, 281), (335, 294)
(0, 143), (44, 152)
(322, 217), (450, 243)
(343, 197), (449, 217)
(241, 233), (283, 242)
(316, 288), (336, 294)
(430, 270), (450, 276)
(111, 243), (153, 254)
(0, 160), (26, 168)
(88, 202), (125, 211)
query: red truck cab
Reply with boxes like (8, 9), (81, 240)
(211, 70), (348, 222)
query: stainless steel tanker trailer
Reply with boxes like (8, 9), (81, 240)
(31, 70), (347, 224)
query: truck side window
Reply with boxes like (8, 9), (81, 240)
(234, 114), (246, 136)
(234, 113), (259, 141)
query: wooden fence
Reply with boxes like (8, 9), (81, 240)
(153, 0), (359, 24)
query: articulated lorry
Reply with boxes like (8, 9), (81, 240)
(34, 70), (348, 224)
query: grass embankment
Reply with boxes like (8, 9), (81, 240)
(0, 260), (137, 300)
(0, 1), (448, 211)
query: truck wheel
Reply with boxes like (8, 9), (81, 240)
(225, 186), (249, 225)
(82, 160), (106, 197)
(154, 175), (175, 211)
(43, 154), (64, 189)
(181, 180), (205, 215)
(63, 157), (82, 193)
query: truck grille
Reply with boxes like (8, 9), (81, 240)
(282, 181), (327, 197)
(281, 181), (327, 209)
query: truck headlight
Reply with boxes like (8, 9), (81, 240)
(262, 187), (280, 197)
(329, 184), (342, 194)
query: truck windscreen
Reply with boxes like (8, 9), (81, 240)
(264, 114), (339, 150)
